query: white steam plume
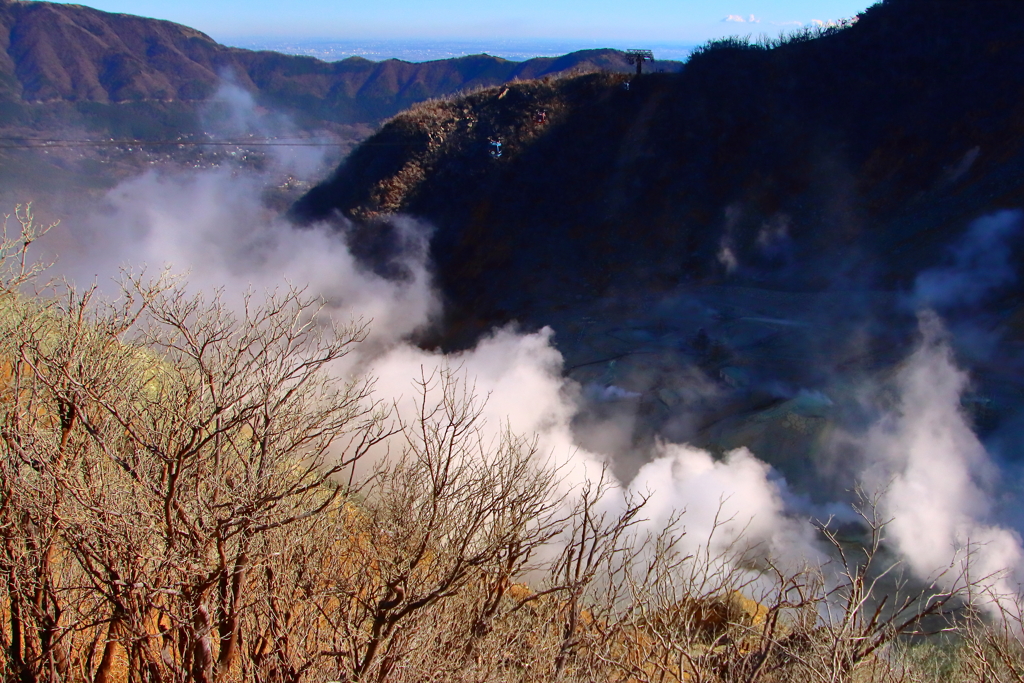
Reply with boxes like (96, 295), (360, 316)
(628, 443), (821, 571)
(35, 163), (824, 580)
(861, 312), (1024, 601)
(29, 79), (830, 585)
(42, 169), (438, 351)
(369, 325), (819, 575)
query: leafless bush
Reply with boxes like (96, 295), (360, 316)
(956, 587), (1024, 683)
(312, 366), (567, 682)
(0, 210), (389, 682)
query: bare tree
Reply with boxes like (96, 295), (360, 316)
(1, 246), (390, 683)
(952, 573), (1024, 683)
(0, 205), (88, 683)
(318, 366), (565, 682)
(713, 492), (971, 683)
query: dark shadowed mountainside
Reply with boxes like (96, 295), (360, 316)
(294, 0), (1024, 334)
(293, 0), (1024, 483)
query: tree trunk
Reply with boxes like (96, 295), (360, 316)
(93, 617), (120, 683)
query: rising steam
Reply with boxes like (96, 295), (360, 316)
(38, 160), (825, 573)
(861, 312), (1024, 601)
(29, 83), (1024, 598)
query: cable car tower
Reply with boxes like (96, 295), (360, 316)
(625, 49), (654, 75)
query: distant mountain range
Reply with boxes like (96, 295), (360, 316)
(229, 37), (698, 64)
(0, 0), (679, 126)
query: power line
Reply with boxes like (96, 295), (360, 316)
(0, 136), (427, 150)
(0, 136), (353, 149)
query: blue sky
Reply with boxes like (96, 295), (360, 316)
(51, 0), (875, 43)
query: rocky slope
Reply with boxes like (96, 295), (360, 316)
(296, 0), (1024, 321)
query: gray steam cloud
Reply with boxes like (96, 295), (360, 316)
(202, 79), (334, 177)
(913, 209), (1022, 309)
